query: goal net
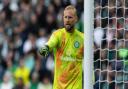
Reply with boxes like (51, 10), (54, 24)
(94, 0), (128, 89)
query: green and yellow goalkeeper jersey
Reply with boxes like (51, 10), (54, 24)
(46, 28), (84, 89)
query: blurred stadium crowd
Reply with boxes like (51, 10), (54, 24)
(0, 0), (83, 89)
(94, 0), (128, 89)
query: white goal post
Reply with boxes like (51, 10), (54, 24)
(84, 0), (94, 89)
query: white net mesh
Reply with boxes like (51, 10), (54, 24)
(94, 0), (128, 89)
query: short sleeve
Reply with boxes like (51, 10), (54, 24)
(46, 31), (59, 51)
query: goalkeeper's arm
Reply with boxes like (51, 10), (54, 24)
(39, 45), (49, 57)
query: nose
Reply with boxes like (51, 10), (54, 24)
(65, 19), (69, 24)
(66, 17), (71, 23)
(67, 16), (71, 20)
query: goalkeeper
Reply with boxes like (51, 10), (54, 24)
(39, 5), (84, 89)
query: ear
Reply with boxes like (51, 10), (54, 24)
(62, 12), (64, 21)
(62, 15), (64, 20)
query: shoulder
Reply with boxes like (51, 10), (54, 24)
(51, 28), (65, 37)
(75, 29), (84, 39)
(53, 28), (65, 34)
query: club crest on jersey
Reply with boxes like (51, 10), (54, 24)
(74, 41), (80, 48)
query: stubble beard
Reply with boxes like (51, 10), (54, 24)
(65, 24), (74, 32)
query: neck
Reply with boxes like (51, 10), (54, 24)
(66, 27), (75, 33)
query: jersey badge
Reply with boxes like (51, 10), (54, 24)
(74, 41), (80, 48)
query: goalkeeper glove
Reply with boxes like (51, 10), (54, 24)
(39, 45), (49, 57)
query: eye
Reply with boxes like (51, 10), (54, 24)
(68, 16), (73, 19)
(64, 16), (67, 18)
(65, 16), (73, 19)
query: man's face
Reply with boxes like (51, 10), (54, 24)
(63, 10), (77, 32)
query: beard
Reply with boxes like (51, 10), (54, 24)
(64, 24), (74, 32)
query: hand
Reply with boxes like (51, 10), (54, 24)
(39, 45), (49, 57)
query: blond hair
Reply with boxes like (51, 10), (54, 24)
(64, 5), (77, 16)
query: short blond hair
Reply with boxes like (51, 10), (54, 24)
(64, 5), (77, 16)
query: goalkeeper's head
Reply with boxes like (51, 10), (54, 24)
(63, 5), (78, 33)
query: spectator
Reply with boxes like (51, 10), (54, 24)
(37, 73), (52, 89)
(0, 71), (13, 89)
(14, 57), (30, 86)
(13, 77), (24, 89)
(30, 72), (39, 89)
